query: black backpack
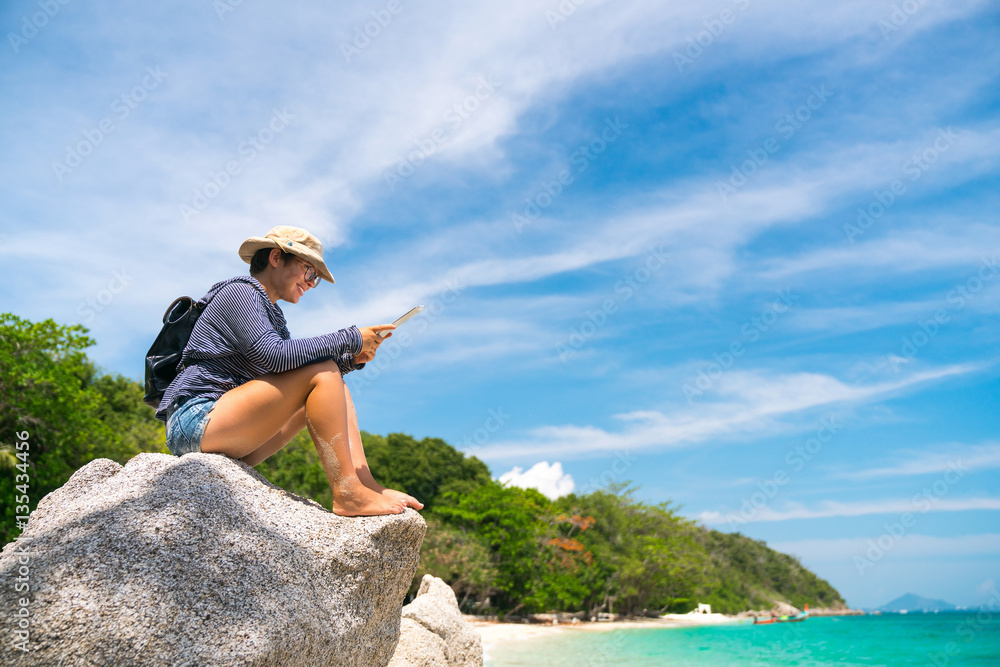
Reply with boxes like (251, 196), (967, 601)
(142, 297), (206, 409)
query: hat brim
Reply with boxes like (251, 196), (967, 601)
(238, 237), (335, 284)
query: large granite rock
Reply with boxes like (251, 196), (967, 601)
(0, 453), (425, 667)
(389, 575), (483, 667)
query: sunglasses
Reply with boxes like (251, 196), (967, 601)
(290, 256), (320, 287)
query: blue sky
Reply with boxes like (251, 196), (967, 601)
(2, 0), (997, 610)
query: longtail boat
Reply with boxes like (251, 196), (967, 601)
(754, 604), (809, 625)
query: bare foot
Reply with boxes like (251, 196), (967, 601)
(382, 488), (424, 510)
(332, 486), (407, 517)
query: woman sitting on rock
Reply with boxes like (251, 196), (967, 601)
(155, 225), (422, 517)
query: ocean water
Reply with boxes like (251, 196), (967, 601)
(485, 614), (1000, 666)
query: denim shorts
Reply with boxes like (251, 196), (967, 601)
(165, 396), (217, 456)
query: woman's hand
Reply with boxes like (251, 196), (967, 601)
(355, 324), (395, 363)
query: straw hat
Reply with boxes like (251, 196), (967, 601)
(238, 226), (335, 284)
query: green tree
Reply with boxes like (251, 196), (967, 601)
(414, 516), (498, 611)
(0, 314), (168, 545)
(90, 373), (168, 462)
(557, 485), (705, 617)
(362, 432), (492, 509)
(693, 528), (844, 612)
(434, 482), (558, 616)
(254, 430), (493, 512)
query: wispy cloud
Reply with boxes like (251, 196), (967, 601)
(771, 533), (1000, 561)
(474, 363), (980, 461)
(836, 442), (1000, 480)
(757, 225), (1000, 284)
(700, 497), (1000, 524)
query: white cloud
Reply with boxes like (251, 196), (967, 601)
(498, 461), (575, 500)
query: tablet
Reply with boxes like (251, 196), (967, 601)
(376, 306), (425, 338)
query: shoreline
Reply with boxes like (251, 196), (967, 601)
(469, 609), (867, 647)
(470, 615), (740, 647)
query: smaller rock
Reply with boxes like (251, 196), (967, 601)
(771, 601), (801, 616)
(392, 575), (483, 667)
(387, 619), (448, 667)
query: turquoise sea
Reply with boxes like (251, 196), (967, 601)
(485, 614), (999, 666)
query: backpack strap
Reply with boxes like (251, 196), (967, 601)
(198, 276), (261, 307)
(162, 296), (203, 324)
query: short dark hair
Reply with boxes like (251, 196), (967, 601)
(249, 248), (292, 276)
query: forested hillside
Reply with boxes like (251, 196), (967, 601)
(1, 314), (844, 615)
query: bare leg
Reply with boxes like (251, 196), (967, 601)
(200, 360), (406, 516)
(343, 386), (423, 510)
(240, 406), (305, 467)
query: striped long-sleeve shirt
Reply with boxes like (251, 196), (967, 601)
(155, 276), (364, 422)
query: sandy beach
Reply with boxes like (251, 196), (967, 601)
(470, 606), (865, 650)
(469, 614), (744, 649)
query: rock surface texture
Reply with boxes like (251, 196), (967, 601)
(389, 575), (483, 667)
(0, 453), (426, 667)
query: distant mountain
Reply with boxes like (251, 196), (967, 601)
(879, 593), (956, 612)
